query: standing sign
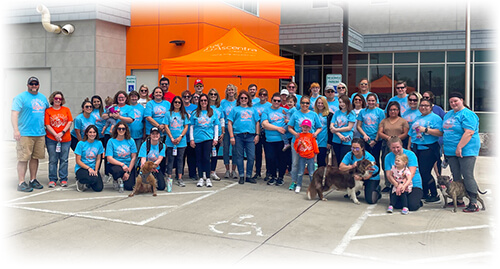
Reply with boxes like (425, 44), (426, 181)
(326, 74), (342, 94)
(126, 75), (136, 93)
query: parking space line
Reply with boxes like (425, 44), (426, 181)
(352, 224), (490, 240)
(332, 204), (376, 255)
(78, 205), (178, 214)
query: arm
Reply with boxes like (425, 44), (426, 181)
(456, 129), (475, 158)
(11, 110), (20, 141)
(228, 120), (235, 146)
(357, 120), (369, 140)
(288, 125), (299, 138)
(254, 121), (260, 144)
(146, 116), (161, 127)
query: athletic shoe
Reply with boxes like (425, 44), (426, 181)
(289, 182), (297, 191)
(197, 178), (204, 187)
(206, 178), (213, 187)
(246, 177), (257, 184)
(48, 181), (56, 188)
(263, 174), (270, 181)
(167, 178), (173, 192)
(267, 178), (276, 186)
(463, 203), (480, 213)
(60, 180), (68, 187)
(17, 182), (33, 192)
(276, 178), (284, 186)
(113, 180), (119, 191)
(176, 178), (186, 187)
(233, 172), (239, 179)
(210, 173), (221, 181)
(282, 144), (291, 152)
(401, 207), (409, 215)
(447, 201), (466, 207)
(251, 174), (260, 180)
(103, 174), (112, 184)
(224, 170), (231, 179)
(29, 179), (44, 189)
(239, 177), (245, 184)
(76, 180), (87, 192)
(295, 186), (301, 193)
(387, 205), (393, 213)
(425, 195), (441, 204)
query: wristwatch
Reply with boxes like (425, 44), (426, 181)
(424, 127), (428, 133)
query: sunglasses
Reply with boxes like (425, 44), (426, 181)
(174, 101), (181, 104)
(183, 95), (191, 99)
(301, 102), (310, 105)
(272, 99), (281, 103)
(408, 99), (418, 102)
(161, 83), (169, 86)
(240, 97), (248, 100)
(140, 90), (148, 92)
(193, 96), (199, 99)
(29, 82), (39, 86)
(117, 127), (126, 131)
(353, 98), (362, 101)
(422, 96), (430, 100)
(419, 104), (431, 107)
(360, 83), (368, 86)
(326, 90), (334, 93)
(287, 86), (296, 88)
(337, 86), (345, 89)
(54, 97), (62, 101)
(396, 87), (406, 89)
(259, 93), (268, 96)
(351, 147), (361, 151)
(199, 99), (208, 102)
(209, 93), (218, 96)
(84, 105), (93, 109)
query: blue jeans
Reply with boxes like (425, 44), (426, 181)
(297, 156), (316, 187)
(45, 137), (71, 182)
(223, 129), (235, 165)
(234, 133), (256, 177)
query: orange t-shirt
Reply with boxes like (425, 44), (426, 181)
(293, 133), (319, 159)
(44, 106), (73, 142)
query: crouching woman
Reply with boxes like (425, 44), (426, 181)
(74, 125), (104, 192)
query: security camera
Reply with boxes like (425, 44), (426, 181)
(61, 24), (75, 35)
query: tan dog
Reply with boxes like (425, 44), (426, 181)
(437, 175), (486, 212)
(307, 159), (375, 204)
(129, 161), (158, 197)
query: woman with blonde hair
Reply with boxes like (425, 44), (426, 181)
(220, 84), (238, 179)
(337, 82), (348, 97)
(138, 84), (150, 107)
(208, 88), (224, 181)
(314, 96), (332, 167)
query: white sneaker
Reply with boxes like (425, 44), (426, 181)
(196, 178), (204, 187)
(224, 170), (230, 178)
(211, 173), (221, 181)
(232, 171), (238, 179)
(295, 186), (301, 193)
(206, 178), (213, 187)
(104, 174), (112, 184)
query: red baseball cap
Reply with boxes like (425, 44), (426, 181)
(194, 79), (203, 86)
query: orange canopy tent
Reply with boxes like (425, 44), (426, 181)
(161, 28), (295, 79)
(370, 75), (415, 93)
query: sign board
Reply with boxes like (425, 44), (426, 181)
(326, 74), (342, 94)
(126, 75), (136, 92)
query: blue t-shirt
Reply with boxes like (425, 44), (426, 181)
(252, 97), (260, 105)
(409, 112), (443, 148)
(138, 141), (166, 162)
(341, 151), (380, 180)
(316, 113), (329, 148)
(442, 108), (480, 157)
(163, 111), (189, 147)
(11, 91), (49, 136)
(185, 103), (197, 142)
(71, 113), (96, 138)
(253, 102), (272, 119)
(331, 110), (356, 145)
(357, 107), (385, 140)
(384, 149), (422, 189)
(386, 95), (409, 115)
(287, 110), (321, 144)
(402, 108), (421, 128)
(105, 138), (137, 164)
(74, 140), (104, 173)
(220, 99), (237, 121)
(101, 105), (134, 135)
(129, 104), (145, 139)
(350, 91), (379, 104)
(294, 94), (303, 108)
(190, 110), (220, 143)
(91, 109), (106, 138)
(211, 105), (225, 136)
(309, 95), (324, 110)
(144, 100), (171, 135)
(327, 99), (339, 114)
(261, 106), (288, 142)
(228, 106), (260, 134)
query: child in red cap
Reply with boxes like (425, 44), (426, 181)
(293, 119), (319, 193)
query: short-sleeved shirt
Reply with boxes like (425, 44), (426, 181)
(105, 138), (137, 164)
(129, 104), (145, 139)
(253, 102), (272, 120)
(379, 117), (409, 138)
(45, 106), (73, 142)
(228, 106), (260, 134)
(261, 106), (288, 143)
(402, 108), (421, 128)
(327, 99), (339, 114)
(309, 95), (324, 110)
(101, 105), (134, 135)
(190, 110), (220, 143)
(409, 112), (443, 148)
(138, 141), (166, 162)
(357, 107), (385, 140)
(71, 113), (96, 138)
(144, 100), (171, 135)
(12, 91), (49, 136)
(384, 149), (422, 189)
(316, 113), (329, 148)
(163, 111), (189, 147)
(386, 95), (409, 115)
(341, 151), (380, 181)
(331, 110), (356, 145)
(91, 109), (106, 138)
(220, 99), (237, 121)
(74, 140), (104, 172)
(287, 110), (322, 144)
(442, 108), (480, 157)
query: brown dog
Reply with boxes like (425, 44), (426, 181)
(129, 161), (158, 197)
(307, 159), (375, 204)
(436, 175), (486, 212)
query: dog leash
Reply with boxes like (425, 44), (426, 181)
(321, 149), (331, 186)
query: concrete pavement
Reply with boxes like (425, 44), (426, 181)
(1, 140), (496, 267)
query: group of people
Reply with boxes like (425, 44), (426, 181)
(12, 76), (482, 213)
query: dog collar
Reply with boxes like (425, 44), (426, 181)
(140, 171), (152, 184)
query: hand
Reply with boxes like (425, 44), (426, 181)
(254, 135), (259, 145)
(213, 139), (218, 146)
(13, 130), (21, 141)
(219, 133), (224, 142)
(111, 112), (120, 119)
(369, 140), (376, 147)
(230, 137), (235, 146)
(190, 140), (196, 148)
(88, 168), (97, 177)
(277, 127), (286, 134)
(456, 147), (463, 158)
(363, 135), (370, 142)
(123, 172), (130, 181)
(122, 164), (129, 173)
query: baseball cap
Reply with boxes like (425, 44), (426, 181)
(194, 79), (203, 86)
(301, 119), (312, 128)
(150, 127), (161, 133)
(280, 89), (289, 96)
(28, 76), (39, 84)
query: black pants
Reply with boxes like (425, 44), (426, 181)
(390, 191), (409, 209)
(266, 141), (287, 179)
(195, 140), (212, 178)
(365, 140), (382, 170)
(106, 163), (136, 191)
(332, 142), (350, 166)
(75, 168), (103, 192)
(317, 147), (328, 168)
(411, 142), (440, 198)
(392, 187), (423, 211)
(184, 143), (197, 178)
(254, 132), (270, 177)
(364, 180), (381, 204)
(210, 143), (221, 171)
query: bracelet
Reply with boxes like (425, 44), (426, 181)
(425, 127), (428, 133)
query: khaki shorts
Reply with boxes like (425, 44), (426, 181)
(16, 136), (46, 162)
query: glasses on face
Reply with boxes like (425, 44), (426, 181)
(84, 105), (93, 109)
(161, 83), (169, 86)
(396, 86), (406, 90)
(272, 99), (281, 103)
(183, 95), (191, 99)
(408, 98), (418, 102)
(199, 99), (208, 103)
(29, 82), (39, 86)
(338, 86), (345, 89)
(240, 97), (248, 100)
(209, 93), (217, 96)
(326, 90), (334, 93)
(389, 109), (399, 112)
(351, 147), (361, 151)
(195, 85), (203, 88)
(193, 96), (199, 99)
(259, 93), (268, 96)
(360, 83), (368, 86)
(54, 97), (62, 101)
(301, 102), (310, 105)
(419, 104), (431, 108)
(287, 86), (296, 89)
(140, 90), (148, 93)
(117, 127), (126, 131)
(422, 96), (430, 100)
(174, 101), (181, 104)
(353, 98), (362, 102)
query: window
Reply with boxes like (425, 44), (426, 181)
(370, 53), (392, 64)
(324, 54), (343, 65)
(475, 50), (494, 62)
(304, 55), (322, 65)
(370, 66), (392, 109)
(303, 67), (322, 96)
(474, 64), (494, 111)
(223, 0), (258, 16)
(395, 52), (417, 64)
(348, 54), (368, 65)
(348, 66), (368, 94)
(394, 65), (418, 90)
(446, 64), (465, 111)
(447, 51), (465, 62)
(421, 51), (445, 63)
(421, 65), (445, 109)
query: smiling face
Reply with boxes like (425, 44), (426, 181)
(315, 98), (325, 111)
(248, 86), (257, 97)
(226, 86), (235, 98)
(300, 98), (310, 112)
(359, 79), (369, 93)
(366, 96), (377, 109)
(388, 105), (399, 118)
(337, 84), (346, 95)
(153, 88), (163, 101)
(87, 128), (97, 141)
(287, 83), (297, 94)
(199, 96), (209, 109)
(53, 94), (63, 107)
(129, 94), (138, 105)
(449, 97), (464, 111)
(395, 83), (407, 97)
(259, 91), (268, 102)
(408, 95), (419, 109)
(339, 98), (346, 111)
(419, 100), (432, 115)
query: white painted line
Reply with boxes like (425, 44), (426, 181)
(78, 205), (178, 214)
(332, 204), (376, 255)
(352, 224), (490, 240)
(368, 208), (443, 217)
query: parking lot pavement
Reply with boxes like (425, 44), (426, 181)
(0, 141), (496, 267)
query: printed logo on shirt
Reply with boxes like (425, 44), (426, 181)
(197, 114), (211, 126)
(116, 145), (131, 158)
(443, 117), (456, 130)
(269, 111), (285, 122)
(50, 113), (68, 128)
(363, 114), (379, 126)
(335, 115), (348, 127)
(153, 106), (167, 117)
(85, 147), (98, 162)
(240, 110), (253, 121)
(32, 99), (46, 112)
(147, 150), (159, 162)
(133, 109), (142, 120)
(299, 139), (313, 153)
(171, 116), (182, 129)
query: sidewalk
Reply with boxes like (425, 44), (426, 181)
(0, 140), (496, 267)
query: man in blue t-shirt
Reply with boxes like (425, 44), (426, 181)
(11, 76), (50, 192)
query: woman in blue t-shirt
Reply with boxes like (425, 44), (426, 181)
(190, 93), (220, 188)
(228, 90), (260, 184)
(138, 127), (166, 191)
(74, 125), (104, 192)
(128, 91), (145, 152)
(339, 138), (381, 204)
(408, 98), (443, 204)
(330, 95), (356, 166)
(208, 88), (225, 181)
(356, 93), (385, 170)
(164, 96), (189, 188)
(314, 96), (332, 167)
(105, 122), (138, 192)
(442, 92), (482, 212)
(71, 100), (96, 151)
(144, 87), (171, 136)
(402, 91), (422, 132)
(220, 84), (238, 179)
